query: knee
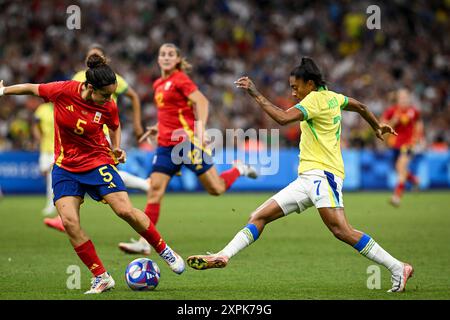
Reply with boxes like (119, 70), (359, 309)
(248, 211), (266, 226)
(149, 182), (166, 201)
(61, 216), (81, 233)
(114, 206), (135, 221)
(205, 182), (225, 196)
(206, 186), (223, 196)
(329, 225), (349, 242)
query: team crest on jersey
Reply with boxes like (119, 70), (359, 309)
(93, 112), (102, 123)
(164, 81), (172, 90)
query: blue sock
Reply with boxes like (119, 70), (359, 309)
(353, 234), (375, 256)
(243, 223), (260, 241)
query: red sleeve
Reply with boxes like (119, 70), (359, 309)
(414, 108), (421, 121)
(38, 81), (68, 102)
(176, 73), (198, 97)
(106, 102), (120, 131)
(382, 106), (394, 121)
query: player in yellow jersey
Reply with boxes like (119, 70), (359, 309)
(187, 57), (414, 293)
(33, 102), (55, 216)
(44, 44), (150, 232)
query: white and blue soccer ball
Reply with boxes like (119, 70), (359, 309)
(125, 258), (161, 291)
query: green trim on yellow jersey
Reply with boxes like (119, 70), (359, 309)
(341, 96), (349, 109)
(294, 104), (309, 120)
(306, 119), (319, 141)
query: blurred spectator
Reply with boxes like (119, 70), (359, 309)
(0, 0), (448, 151)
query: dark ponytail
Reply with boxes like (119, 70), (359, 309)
(85, 54), (116, 89)
(290, 57), (326, 88)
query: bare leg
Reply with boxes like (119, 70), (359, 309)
(198, 167), (227, 196)
(391, 152), (411, 206)
(187, 199), (284, 269)
(118, 173), (171, 254)
(55, 196), (108, 280)
(55, 196), (88, 247)
(105, 191), (185, 274)
(317, 207), (412, 292)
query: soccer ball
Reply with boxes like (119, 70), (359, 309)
(125, 258), (161, 291)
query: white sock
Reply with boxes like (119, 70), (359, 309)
(220, 225), (259, 259)
(357, 237), (403, 275)
(46, 172), (55, 210)
(119, 171), (149, 192)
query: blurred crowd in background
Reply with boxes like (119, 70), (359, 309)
(0, 0), (448, 152)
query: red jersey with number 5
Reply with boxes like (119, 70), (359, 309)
(382, 105), (420, 149)
(38, 80), (120, 172)
(153, 70), (198, 147)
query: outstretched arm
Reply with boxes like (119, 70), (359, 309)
(235, 76), (303, 125)
(0, 80), (40, 96)
(188, 90), (209, 144)
(124, 86), (144, 141)
(345, 97), (397, 140)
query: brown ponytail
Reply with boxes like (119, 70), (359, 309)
(85, 54), (116, 89)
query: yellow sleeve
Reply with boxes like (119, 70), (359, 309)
(35, 103), (51, 120)
(294, 92), (319, 120)
(115, 74), (129, 96)
(72, 70), (86, 82)
(337, 93), (349, 109)
(34, 105), (43, 120)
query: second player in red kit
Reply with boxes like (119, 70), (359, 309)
(153, 69), (198, 147)
(382, 88), (423, 207)
(119, 43), (258, 254)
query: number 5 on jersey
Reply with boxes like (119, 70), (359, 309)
(74, 119), (87, 135)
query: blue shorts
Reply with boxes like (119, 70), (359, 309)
(151, 141), (214, 177)
(52, 164), (127, 204)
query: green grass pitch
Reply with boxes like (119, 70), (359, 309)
(0, 191), (449, 300)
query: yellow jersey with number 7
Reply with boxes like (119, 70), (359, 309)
(294, 86), (348, 178)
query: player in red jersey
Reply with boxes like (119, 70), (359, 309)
(118, 43), (258, 254)
(43, 44), (150, 232)
(382, 88), (423, 207)
(0, 54), (185, 294)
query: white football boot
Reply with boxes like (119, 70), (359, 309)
(118, 238), (151, 255)
(84, 272), (115, 294)
(159, 245), (185, 275)
(388, 263), (414, 293)
(233, 160), (258, 179)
